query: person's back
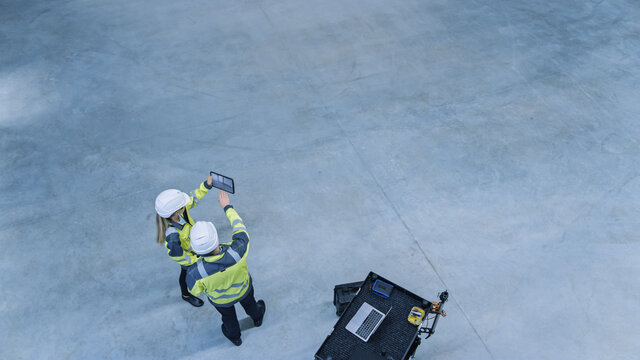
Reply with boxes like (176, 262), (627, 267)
(187, 204), (251, 305)
(186, 190), (265, 346)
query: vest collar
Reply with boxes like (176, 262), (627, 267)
(203, 252), (225, 262)
(169, 214), (187, 230)
(202, 244), (230, 262)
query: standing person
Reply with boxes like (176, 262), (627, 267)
(155, 174), (214, 307)
(187, 190), (265, 346)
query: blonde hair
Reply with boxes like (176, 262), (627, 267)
(156, 214), (170, 244)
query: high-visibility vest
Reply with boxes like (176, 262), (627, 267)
(164, 181), (212, 267)
(187, 206), (251, 306)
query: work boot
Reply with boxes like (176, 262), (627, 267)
(254, 300), (266, 327)
(221, 324), (242, 346)
(182, 295), (204, 307)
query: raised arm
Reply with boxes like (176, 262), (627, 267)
(186, 174), (214, 210)
(218, 190), (249, 240)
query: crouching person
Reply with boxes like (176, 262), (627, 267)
(186, 190), (265, 346)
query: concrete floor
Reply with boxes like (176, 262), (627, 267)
(1, 0), (639, 359)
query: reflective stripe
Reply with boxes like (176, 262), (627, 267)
(209, 281), (246, 293)
(208, 280), (249, 300)
(226, 248), (241, 262)
(231, 219), (244, 227)
(197, 261), (209, 278)
(165, 227), (178, 236)
(177, 255), (192, 266)
(183, 253), (192, 264)
(233, 225), (247, 232)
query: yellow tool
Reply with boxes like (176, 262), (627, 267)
(407, 306), (426, 326)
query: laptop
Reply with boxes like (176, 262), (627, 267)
(345, 302), (392, 342)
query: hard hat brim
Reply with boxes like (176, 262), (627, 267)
(155, 190), (191, 218)
(179, 193), (191, 210)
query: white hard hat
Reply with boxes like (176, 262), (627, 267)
(155, 189), (190, 218)
(190, 221), (219, 255)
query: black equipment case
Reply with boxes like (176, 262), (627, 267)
(316, 272), (448, 360)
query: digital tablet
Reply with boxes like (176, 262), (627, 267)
(210, 171), (235, 194)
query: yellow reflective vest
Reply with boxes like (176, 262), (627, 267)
(164, 181), (212, 267)
(186, 206), (251, 306)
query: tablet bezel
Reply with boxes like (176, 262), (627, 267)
(209, 171), (235, 194)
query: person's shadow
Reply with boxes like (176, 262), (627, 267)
(239, 316), (256, 331)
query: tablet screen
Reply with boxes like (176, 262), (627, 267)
(210, 171), (235, 194)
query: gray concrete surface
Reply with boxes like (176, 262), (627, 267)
(1, 0), (639, 359)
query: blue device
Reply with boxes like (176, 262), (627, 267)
(372, 279), (394, 298)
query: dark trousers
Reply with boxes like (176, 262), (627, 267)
(179, 268), (190, 297)
(213, 285), (260, 341)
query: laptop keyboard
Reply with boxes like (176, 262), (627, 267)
(355, 310), (384, 339)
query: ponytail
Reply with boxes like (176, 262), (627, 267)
(156, 214), (169, 244)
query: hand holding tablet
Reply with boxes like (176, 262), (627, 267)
(210, 171), (235, 194)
